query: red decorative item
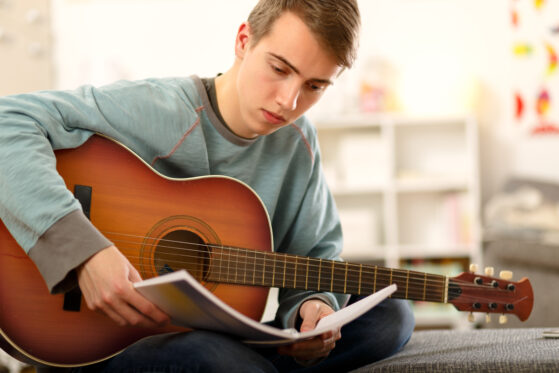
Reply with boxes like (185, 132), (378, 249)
(515, 92), (524, 121)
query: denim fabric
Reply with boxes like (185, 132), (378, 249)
(71, 297), (414, 373)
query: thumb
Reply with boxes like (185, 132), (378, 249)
(127, 262), (143, 283)
(299, 305), (321, 332)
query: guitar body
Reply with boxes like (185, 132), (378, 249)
(0, 135), (272, 367)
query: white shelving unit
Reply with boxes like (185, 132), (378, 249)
(315, 113), (481, 329)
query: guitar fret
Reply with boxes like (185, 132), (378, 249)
(358, 264), (362, 295)
(344, 262), (348, 293)
(261, 252), (266, 286)
(218, 248), (223, 282)
(423, 272), (427, 301)
(283, 255), (287, 288)
(305, 257), (309, 290)
(330, 261), (334, 292)
(226, 247), (231, 283)
(234, 248), (238, 283)
(294, 257), (298, 289)
(252, 250), (256, 286)
(405, 270), (409, 299)
(373, 266), (377, 293)
(242, 249), (247, 285)
(272, 254), (276, 287)
(316, 258), (322, 291)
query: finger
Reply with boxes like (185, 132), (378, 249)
(105, 293), (163, 328)
(278, 335), (336, 359)
(123, 287), (170, 326)
(85, 278), (167, 328)
(300, 317), (319, 333)
(98, 304), (129, 326)
(123, 266), (170, 325)
(279, 343), (334, 359)
(299, 300), (335, 332)
(127, 263), (143, 283)
(299, 306), (322, 332)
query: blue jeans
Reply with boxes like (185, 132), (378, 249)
(72, 297), (414, 373)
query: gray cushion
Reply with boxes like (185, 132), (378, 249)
(352, 328), (559, 372)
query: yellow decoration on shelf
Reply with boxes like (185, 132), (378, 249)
(513, 43), (533, 56)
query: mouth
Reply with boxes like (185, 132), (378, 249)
(262, 109), (286, 125)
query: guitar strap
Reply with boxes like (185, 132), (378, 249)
(62, 184), (92, 312)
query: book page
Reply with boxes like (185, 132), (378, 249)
(135, 270), (396, 346)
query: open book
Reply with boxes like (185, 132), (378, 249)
(134, 269), (396, 346)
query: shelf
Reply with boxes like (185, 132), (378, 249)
(316, 113), (480, 329)
(398, 244), (475, 259)
(315, 113), (472, 129)
(341, 244), (473, 262)
(395, 177), (469, 192)
(331, 185), (386, 196)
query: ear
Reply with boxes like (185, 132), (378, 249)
(235, 22), (251, 59)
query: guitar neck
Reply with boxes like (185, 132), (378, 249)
(205, 247), (449, 303)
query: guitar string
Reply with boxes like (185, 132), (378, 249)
(112, 253), (515, 304)
(105, 238), (515, 295)
(104, 236), (518, 304)
(122, 253), (514, 304)
(105, 234), (513, 294)
(123, 260), (513, 304)
(103, 230), (453, 285)
(123, 257), (449, 298)
(107, 236), (452, 289)
(122, 249), (520, 307)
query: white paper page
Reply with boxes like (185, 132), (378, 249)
(135, 270), (396, 346)
(135, 270), (295, 342)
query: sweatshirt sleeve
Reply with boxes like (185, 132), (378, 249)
(273, 123), (350, 328)
(0, 90), (105, 292)
(0, 79), (197, 292)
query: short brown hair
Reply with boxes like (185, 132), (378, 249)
(247, 0), (361, 69)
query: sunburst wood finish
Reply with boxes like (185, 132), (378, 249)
(0, 135), (533, 368)
(0, 135), (272, 367)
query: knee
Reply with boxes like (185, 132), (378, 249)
(352, 298), (415, 360)
(385, 299), (415, 347)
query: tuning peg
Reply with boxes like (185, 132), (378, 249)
(499, 315), (508, 324)
(485, 266), (494, 276)
(469, 263), (479, 273)
(499, 270), (513, 280)
(485, 314), (491, 323)
(468, 313), (475, 323)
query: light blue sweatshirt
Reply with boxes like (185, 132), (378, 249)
(0, 75), (347, 327)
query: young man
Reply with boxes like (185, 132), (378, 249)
(0, 0), (414, 371)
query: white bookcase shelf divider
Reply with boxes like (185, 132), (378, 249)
(316, 113), (481, 328)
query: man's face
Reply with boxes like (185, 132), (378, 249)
(233, 12), (342, 138)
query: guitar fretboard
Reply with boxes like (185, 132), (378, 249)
(206, 247), (447, 303)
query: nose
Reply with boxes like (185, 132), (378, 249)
(276, 79), (300, 112)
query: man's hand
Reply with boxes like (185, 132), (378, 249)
(77, 245), (170, 328)
(277, 299), (341, 361)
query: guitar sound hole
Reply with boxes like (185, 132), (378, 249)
(154, 230), (210, 282)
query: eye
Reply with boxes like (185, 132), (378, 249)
(271, 64), (286, 75)
(307, 81), (327, 92)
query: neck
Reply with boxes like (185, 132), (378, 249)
(204, 246), (449, 303)
(215, 64), (252, 139)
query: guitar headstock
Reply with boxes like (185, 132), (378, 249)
(448, 266), (534, 322)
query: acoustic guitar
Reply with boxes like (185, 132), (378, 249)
(0, 135), (534, 368)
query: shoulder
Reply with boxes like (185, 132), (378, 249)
(286, 115), (319, 164)
(96, 76), (204, 110)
